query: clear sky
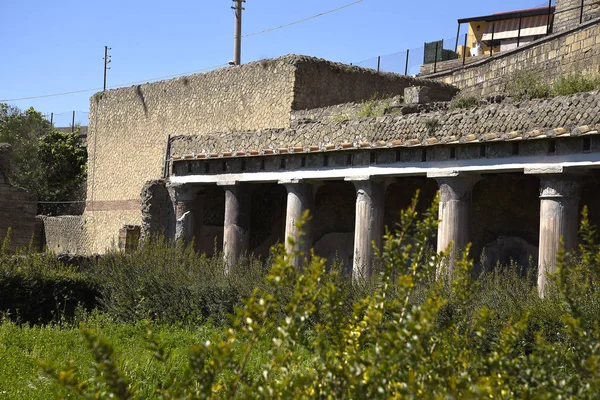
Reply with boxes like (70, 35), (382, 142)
(1, 0), (553, 126)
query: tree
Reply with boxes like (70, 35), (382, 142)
(0, 103), (87, 215)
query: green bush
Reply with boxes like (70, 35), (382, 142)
(505, 70), (551, 101)
(551, 73), (600, 96)
(506, 71), (600, 101)
(449, 94), (480, 110)
(0, 243), (99, 324)
(91, 237), (271, 324)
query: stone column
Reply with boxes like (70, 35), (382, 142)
(347, 178), (385, 282)
(172, 184), (196, 246)
(428, 172), (480, 275)
(221, 183), (251, 272)
(280, 180), (314, 268)
(536, 175), (581, 297)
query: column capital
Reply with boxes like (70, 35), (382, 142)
(538, 175), (582, 199)
(429, 173), (481, 202)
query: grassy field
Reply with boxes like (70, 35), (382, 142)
(0, 314), (214, 399)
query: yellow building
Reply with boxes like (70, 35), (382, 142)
(457, 5), (555, 58)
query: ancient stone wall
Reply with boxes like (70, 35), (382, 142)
(84, 57), (296, 253)
(171, 90), (600, 157)
(290, 56), (456, 110)
(82, 55), (454, 253)
(421, 18), (600, 98)
(40, 216), (89, 254)
(0, 144), (38, 251)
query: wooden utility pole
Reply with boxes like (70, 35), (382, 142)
(103, 46), (112, 91)
(232, 0), (246, 65)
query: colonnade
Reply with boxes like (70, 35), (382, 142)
(171, 169), (583, 295)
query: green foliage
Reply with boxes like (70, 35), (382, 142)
(424, 117), (440, 134)
(1, 197), (599, 397)
(37, 129), (87, 215)
(0, 241), (99, 324)
(551, 73), (600, 97)
(357, 96), (391, 118)
(0, 104), (50, 192)
(92, 238), (270, 324)
(506, 71), (600, 101)
(0, 103), (87, 215)
(505, 70), (551, 101)
(449, 94), (480, 110)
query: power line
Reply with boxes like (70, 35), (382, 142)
(243, 0), (364, 37)
(0, 63), (229, 102)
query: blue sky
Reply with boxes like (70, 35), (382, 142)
(1, 0), (553, 126)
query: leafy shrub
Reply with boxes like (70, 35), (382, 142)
(551, 73), (600, 96)
(0, 236), (99, 324)
(357, 96), (391, 118)
(449, 94), (480, 110)
(91, 237), (271, 324)
(505, 70), (550, 101)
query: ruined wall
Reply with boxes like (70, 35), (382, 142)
(40, 216), (89, 254)
(85, 58), (297, 253)
(421, 18), (600, 98)
(291, 56), (456, 110)
(0, 183), (37, 250)
(83, 54), (454, 253)
(0, 144), (38, 251)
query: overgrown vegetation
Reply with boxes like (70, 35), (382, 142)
(506, 70), (600, 101)
(0, 104), (87, 215)
(449, 94), (480, 110)
(357, 95), (392, 118)
(1, 195), (600, 397)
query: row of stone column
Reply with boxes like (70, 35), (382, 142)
(433, 171), (582, 297)
(172, 171), (582, 296)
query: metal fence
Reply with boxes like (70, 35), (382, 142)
(42, 110), (90, 130)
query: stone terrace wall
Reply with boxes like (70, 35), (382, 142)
(554, 0), (600, 32)
(420, 18), (600, 98)
(171, 90), (600, 156)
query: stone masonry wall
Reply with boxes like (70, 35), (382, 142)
(0, 144), (38, 251)
(171, 90), (600, 157)
(554, 0), (600, 32)
(82, 54), (455, 253)
(41, 216), (89, 254)
(85, 57), (297, 253)
(420, 18), (600, 98)
(290, 56), (456, 110)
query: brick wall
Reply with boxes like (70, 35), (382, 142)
(420, 18), (600, 98)
(0, 144), (38, 251)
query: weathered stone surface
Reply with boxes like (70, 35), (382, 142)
(140, 179), (173, 242)
(171, 90), (600, 158)
(0, 143), (39, 251)
(84, 54), (456, 254)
